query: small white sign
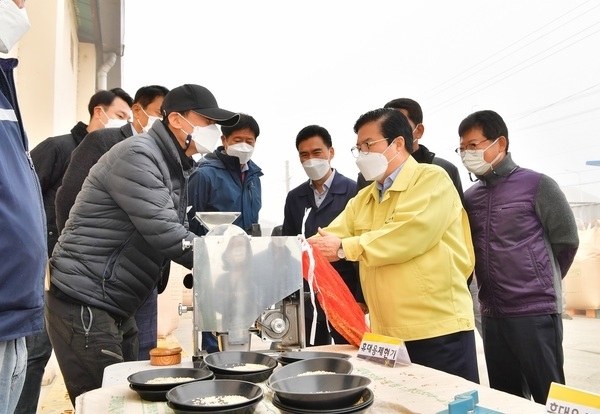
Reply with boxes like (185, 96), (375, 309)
(357, 332), (411, 367)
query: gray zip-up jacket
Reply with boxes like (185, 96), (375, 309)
(50, 121), (195, 317)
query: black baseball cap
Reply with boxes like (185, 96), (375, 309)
(161, 84), (240, 126)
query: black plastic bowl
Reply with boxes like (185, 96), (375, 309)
(204, 351), (278, 374)
(127, 368), (214, 402)
(127, 368), (215, 390)
(271, 387), (374, 414)
(266, 357), (353, 388)
(166, 379), (263, 412)
(278, 351), (352, 365)
(167, 400), (260, 414)
(269, 374), (371, 410)
(203, 351), (277, 382)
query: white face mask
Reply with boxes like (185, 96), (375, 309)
(0, 0), (31, 54)
(103, 118), (128, 128)
(411, 125), (420, 146)
(140, 108), (161, 133)
(179, 114), (222, 154)
(302, 158), (330, 181)
(100, 108), (128, 129)
(460, 138), (501, 175)
(143, 116), (161, 133)
(355, 140), (398, 182)
(226, 142), (254, 165)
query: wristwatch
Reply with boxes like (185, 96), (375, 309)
(337, 242), (346, 259)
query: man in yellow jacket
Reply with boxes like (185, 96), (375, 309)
(308, 108), (478, 382)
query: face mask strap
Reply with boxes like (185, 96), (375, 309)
(482, 138), (502, 173)
(178, 113), (196, 129)
(177, 113), (195, 148)
(98, 107), (110, 126)
(140, 107), (151, 129)
(140, 107), (162, 122)
(483, 138), (500, 153)
(382, 138), (402, 163)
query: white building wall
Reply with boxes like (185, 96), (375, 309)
(12, 0), (96, 148)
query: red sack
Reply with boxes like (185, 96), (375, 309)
(302, 245), (370, 347)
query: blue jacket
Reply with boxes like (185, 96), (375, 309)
(188, 146), (263, 235)
(0, 58), (47, 341)
(282, 170), (362, 306)
(465, 154), (579, 317)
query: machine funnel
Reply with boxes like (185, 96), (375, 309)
(195, 212), (241, 232)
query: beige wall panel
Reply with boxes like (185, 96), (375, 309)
(15, 0), (60, 147)
(77, 43), (97, 124)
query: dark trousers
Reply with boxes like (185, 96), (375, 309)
(405, 330), (479, 383)
(482, 314), (564, 403)
(304, 315), (349, 346)
(45, 289), (138, 406)
(14, 327), (53, 414)
(202, 332), (220, 353)
(304, 297), (349, 346)
(134, 288), (157, 360)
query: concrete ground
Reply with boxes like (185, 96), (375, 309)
(37, 312), (600, 413)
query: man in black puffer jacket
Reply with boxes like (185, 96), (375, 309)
(46, 84), (239, 405)
(54, 85), (169, 364)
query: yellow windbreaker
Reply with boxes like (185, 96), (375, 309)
(323, 157), (475, 341)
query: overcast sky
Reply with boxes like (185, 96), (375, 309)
(123, 0), (600, 227)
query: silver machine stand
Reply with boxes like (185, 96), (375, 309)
(179, 212), (305, 362)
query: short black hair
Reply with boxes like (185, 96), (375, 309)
(134, 85), (169, 108)
(384, 98), (423, 125)
(221, 113), (260, 139)
(87, 87), (133, 116)
(458, 110), (509, 152)
(353, 108), (413, 153)
(295, 125), (332, 149)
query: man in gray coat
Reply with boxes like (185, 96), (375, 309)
(46, 84), (239, 405)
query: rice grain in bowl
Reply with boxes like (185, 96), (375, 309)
(146, 376), (195, 384)
(127, 368), (214, 402)
(127, 368), (214, 390)
(192, 394), (249, 406)
(227, 363), (270, 372)
(167, 379), (263, 412)
(204, 351), (278, 373)
(266, 357), (353, 388)
(204, 351), (278, 383)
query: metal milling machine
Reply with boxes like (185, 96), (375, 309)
(180, 212), (305, 361)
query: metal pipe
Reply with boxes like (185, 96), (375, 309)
(97, 52), (116, 90)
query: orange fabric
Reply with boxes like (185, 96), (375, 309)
(302, 248), (370, 347)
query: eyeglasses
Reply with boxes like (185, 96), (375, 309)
(351, 138), (388, 158)
(455, 140), (489, 155)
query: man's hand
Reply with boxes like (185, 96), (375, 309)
(307, 227), (342, 262)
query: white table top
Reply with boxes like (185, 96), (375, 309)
(77, 345), (545, 413)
